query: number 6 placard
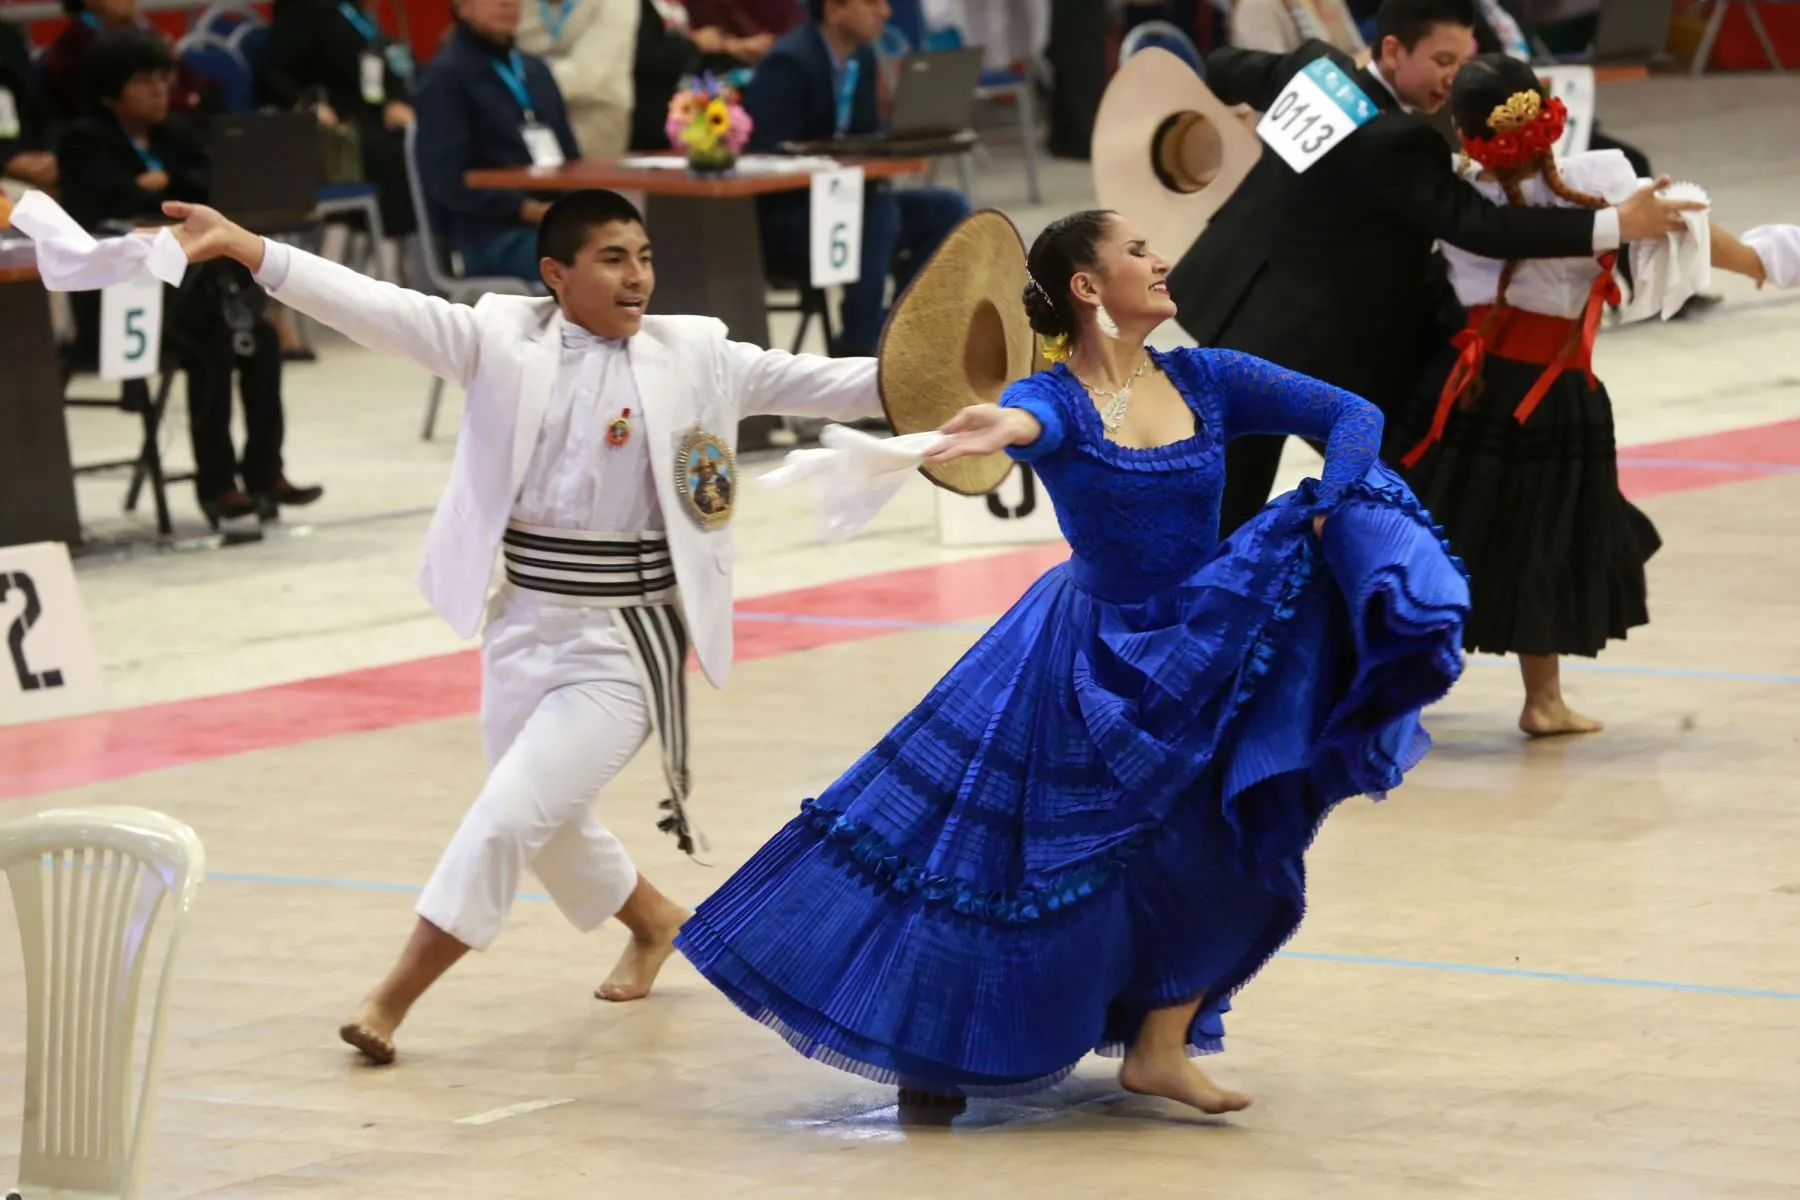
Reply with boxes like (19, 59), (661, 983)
(1256, 57), (1378, 175)
(99, 269), (164, 381)
(809, 166), (864, 289)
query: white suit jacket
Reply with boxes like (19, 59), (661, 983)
(251, 241), (882, 689)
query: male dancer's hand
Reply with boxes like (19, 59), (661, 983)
(1617, 177), (1709, 243)
(160, 201), (265, 271)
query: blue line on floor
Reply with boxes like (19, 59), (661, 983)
(733, 610), (1800, 686)
(203, 869), (1798, 1001)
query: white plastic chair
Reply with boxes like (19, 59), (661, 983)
(1, 807), (206, 1200)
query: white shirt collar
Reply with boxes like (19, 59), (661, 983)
(1363, 63), (1415, 115)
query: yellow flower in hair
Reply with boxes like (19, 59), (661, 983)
(1040, 332), (1072, 364)
(1487, 90), (1542, 133)
(705, 98), (730, 133)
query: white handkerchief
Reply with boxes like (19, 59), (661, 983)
(1619, 180), (1710, 324)
(1742, 225), (1800, 290)
(759, 424), (948, 544)
(8, 189), (187, 292)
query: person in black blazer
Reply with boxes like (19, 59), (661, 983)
(1, 20), (59, 195)
(1167, 0), (1699, 536)
(256, 0), (418, 237)
(57, 28), (321, 526)
(743, 0), (970, 356)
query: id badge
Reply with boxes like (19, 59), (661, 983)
(0, 87), (20, 140)
(522, 122), (565, 168)
(1256, 58), (1378, 174)
(359, 53), (386, 105)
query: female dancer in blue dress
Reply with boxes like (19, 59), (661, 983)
(675, 210), (1471, 1113)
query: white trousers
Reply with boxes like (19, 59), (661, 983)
(415, 590), (650, 950)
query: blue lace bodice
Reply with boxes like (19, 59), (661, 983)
(1002, 347), (1384, 586)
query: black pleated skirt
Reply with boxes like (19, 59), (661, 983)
(1393, 350), (1661, 659)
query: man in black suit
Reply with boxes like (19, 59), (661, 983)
(57, 28), (321, 526)
(1169, 0), (1698, 535)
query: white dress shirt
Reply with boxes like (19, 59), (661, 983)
(511, 315), (664, 533)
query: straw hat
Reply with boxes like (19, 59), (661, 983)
(1090, 47), (1263, 267)
(876, 208), (1040, 496)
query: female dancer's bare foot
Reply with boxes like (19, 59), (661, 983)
(339, 998), (400, 1066)
(1519, 699), (1604, 738)
(1118, 1056), (1252, 1115)
(596, 879), (690, 1002)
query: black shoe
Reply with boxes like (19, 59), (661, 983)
(256, 477), (325, 511)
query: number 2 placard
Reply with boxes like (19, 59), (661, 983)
(0, 541), (108, 728)
(809, 166), (864, 289)
(1257, 57), (1378, 174)
(98, 270), (164, 381)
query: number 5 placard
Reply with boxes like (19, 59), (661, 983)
(99, 269), (163, 381)
(1256, 57), (1378, 174)
(809, 166), (864, 289)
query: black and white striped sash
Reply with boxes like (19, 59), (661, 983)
(503, 521), (702, 858)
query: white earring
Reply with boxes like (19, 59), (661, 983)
(1095, 303), (1119, 339)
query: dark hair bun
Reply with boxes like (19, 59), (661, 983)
(1022, 280), (1068, 339)
(1451, 54), (1545, 140)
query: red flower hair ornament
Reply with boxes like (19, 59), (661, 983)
(1461, 93), (1568, 171)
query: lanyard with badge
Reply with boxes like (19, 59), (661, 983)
(0, 84), (19, 140)
(133, 139), (165, 174)
(1255, 57), (1378, 174)
(833, 57), (859, 135)
(494, 51), (565, 168)
(338, 2), (391, 105)
(539, 0), (577, 40)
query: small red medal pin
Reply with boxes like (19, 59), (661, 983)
(607, 408), (632, 446)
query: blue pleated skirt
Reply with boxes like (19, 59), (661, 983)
(676, 466), (1470, 1096)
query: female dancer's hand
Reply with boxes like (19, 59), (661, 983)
(926, 404), (1041, 464)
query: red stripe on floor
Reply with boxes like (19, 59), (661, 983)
(3, 417), (1793, 800)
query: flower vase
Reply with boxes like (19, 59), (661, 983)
(686, 144), (737, 175)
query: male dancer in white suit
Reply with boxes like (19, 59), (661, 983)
(165, 188), (884, 1064)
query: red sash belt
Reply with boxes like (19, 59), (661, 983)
(1401, 253), (1620, 468)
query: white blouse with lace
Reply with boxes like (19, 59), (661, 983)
(1440, 149), (1712, 324)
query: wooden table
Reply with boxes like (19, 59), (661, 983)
(0, 256), (81, 549)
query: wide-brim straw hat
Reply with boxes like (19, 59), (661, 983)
(876, 208), (1042, 496)
(1090, 47), (1263, 266)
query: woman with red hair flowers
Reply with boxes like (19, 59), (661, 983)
(1395, 53), (1796, 737)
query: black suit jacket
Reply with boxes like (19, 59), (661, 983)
(741, 22), (881, 231)
(1169, 41), (1598, 415)
(54, 113), (210, 231)
(1, 22), (52, 169)
(256, 0), (411, 123)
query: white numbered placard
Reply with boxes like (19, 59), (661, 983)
(1257, 57), (1379, 174)
(98, 270), (163, 381)
(1537, 65), (1595, 158)
(809, 166), (864, 288)
(0, 542), (108, 728)
(934, 464), (1064, 548)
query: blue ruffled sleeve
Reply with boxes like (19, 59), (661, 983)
(999, 371), (1069, 463)
(1191, 348), (1384, 506)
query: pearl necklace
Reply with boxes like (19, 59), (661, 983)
(1074, 354), (1151, 431)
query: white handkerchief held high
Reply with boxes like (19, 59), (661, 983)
(759, 424), (948, 544)
(1619, 180), (1710, 324)
(1742, 225), (1800, 290)
(8, 188), (187, 292)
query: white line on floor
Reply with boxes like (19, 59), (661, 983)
(455, 1097), (575, 1126)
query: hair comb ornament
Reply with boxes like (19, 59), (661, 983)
(1462, 94), (1567, 172)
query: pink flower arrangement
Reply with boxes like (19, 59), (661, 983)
(665, 73), (753, 170)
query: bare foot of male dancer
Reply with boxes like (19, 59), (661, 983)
(1517, 654), (1604, 738)
(595, 875), (691, 1002)
(1118, 998), (1253, 1116)
(340, 916), (470, 1065)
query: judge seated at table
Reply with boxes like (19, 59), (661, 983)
(56, 28), (322, 527)
(743, 0), (970, 357)
(414, 0), (580, 280)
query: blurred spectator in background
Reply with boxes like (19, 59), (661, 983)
(57, 29), (321, 526)
(515, 0), (640, 158)
(687, 0), (803, 44)
(414, 0), (578, 279)
(41, 0), (219, 120)
(629, 0), (769, 150)
(1, 20), (58, 200)
(1229, 0), (1368, 55)
(744, 0), (970, 355)
(257, 0), (419, 239)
